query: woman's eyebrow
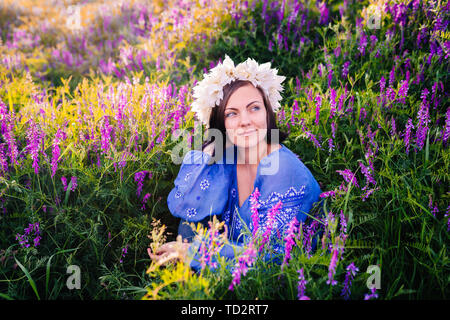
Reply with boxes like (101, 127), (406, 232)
(225, 100), (262, 111)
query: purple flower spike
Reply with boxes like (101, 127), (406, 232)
(249, 188), (261, 238)
(70, 176), (78, 192)
(341, 262), (359, 300)
(336, 169), (359, 188)
(229, 241), (257, 291)
(281, 217), (299, 270)
(297, 268), (308, 299)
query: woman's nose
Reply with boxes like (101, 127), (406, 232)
(239, 110), (252, 126)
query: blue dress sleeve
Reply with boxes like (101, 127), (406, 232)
(167, 150), (233, 222)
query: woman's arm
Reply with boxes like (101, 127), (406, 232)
(167, 149), (233, 223)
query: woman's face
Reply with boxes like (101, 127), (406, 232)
(224, 84), (267, 150)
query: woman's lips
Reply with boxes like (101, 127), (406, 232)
(239, 129), (256, 136)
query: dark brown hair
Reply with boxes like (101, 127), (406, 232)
(201, 80), (288, 158)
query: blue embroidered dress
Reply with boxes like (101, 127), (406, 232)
(167, 143), (321, 270)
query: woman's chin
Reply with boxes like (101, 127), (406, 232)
(234, 136), (266, 150)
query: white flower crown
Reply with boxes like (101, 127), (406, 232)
(191, 55), (286, 127)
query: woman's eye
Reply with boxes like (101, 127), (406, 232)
(252, 106), (260, 111)
(226, 112), (236, 118)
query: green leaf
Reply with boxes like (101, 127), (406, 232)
(46, 248), (78, 299)
(14, 257), (40, 300)
(0, 293), (14, 300)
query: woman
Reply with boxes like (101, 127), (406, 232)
(150, 55), (322, 270)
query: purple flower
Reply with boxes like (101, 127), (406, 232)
(249, 187), (261, 238)
(16, 222), (41, 249)
(51, 129), (65, 178)
(315, 94), (322, 126)
(119, 244), (129, 263)
(198, 221), (221, 270)
(229, 241), (257, 291)
(341, 61), (350, 79)
(0, 143), (8, 174)
(26, 120), (42, 175)
(297, 268), (308, 299)
(259, 200), (282, 253)
(305, 130), (322, 150)
(302, 220), (319, 258)
(359, 162), (376, 187)
(390, 116), (397, 137)
(336, 169), (359, 188)
(359, 107), (367, 121)
(341, 262), (359, 300)
(4, 120), (18, 166)
(428, 195), (439, 217)
(327, 67), (333, 88)
(397, 80), (409, 104)
(61, 176), (68, 192)
(318, 1), (329, 25)
(444, 205), (450, 232)
(339, 210), (347, 234)
(364, 287), (379, 300)
(326, 246), (339, 286)
(134, 170), (149, 197)
(70, 176), (77, 192)
(141, 193), (151, 210)
(379, 76), (386, 106)
(329, 89), (337, 118)
(415, 88), (430, 152)
(100, 116), (113, 154)
(361, 187), (379, 202)
(358, 32), (368, 56)
(328, 138), (335, 152)
(334, 46), (341, 58)
(442, 107), (450, 145)
(403, 118), (414, 154)
(320, 190), (336, 198)
(281, 217), (299, 270)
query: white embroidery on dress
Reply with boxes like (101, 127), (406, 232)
(175, 191), (183, 198)
(184, 172), (191, 181)
(259, 186), (306, 207)
(186, 208), (197, 218)
(200, 179), (210, 190)
(231, 188), (236, 198)
(223, 210), (231, 224)
(230, 185), (307, 243)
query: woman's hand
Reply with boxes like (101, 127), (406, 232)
(148, 236), (190, 266)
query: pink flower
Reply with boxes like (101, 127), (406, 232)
(320, 190), (336, 198)
(281, 217), (299, 270)
(326, 246), (339, 286)
(336, 169), (359, 188)
(315, 94), (322, 126)
(229, 241), (257, 291)
(61, 176), (68, 192)
(297, 268), (308, 299)
(51, 129), (65, 178)
(259, 200), (282, 253)
(70, 176), (77, 192)
(249, 188), (261, 238)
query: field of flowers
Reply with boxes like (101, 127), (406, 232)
(0, 0), (448, 300)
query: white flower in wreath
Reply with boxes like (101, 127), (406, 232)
(191, 54), (286, 127)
